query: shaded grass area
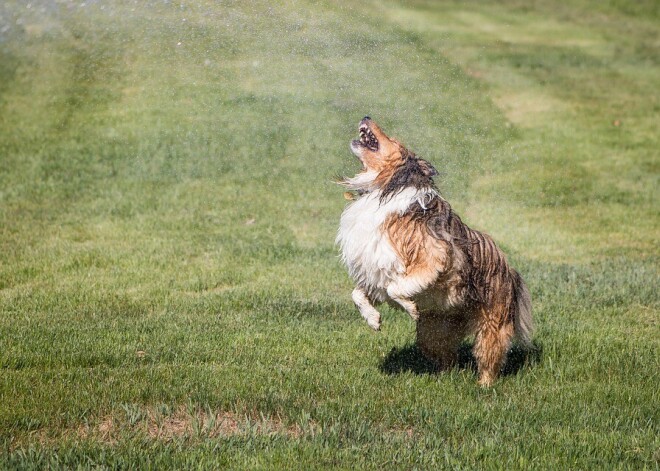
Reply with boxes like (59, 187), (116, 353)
(380, 339), (544, 376)
(0, 0), (658, 468)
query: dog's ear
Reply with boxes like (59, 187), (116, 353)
(418, 159), (438, 177)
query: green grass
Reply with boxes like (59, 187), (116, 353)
(1, 0), (658, 468)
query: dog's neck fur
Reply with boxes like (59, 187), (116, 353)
(339, 154), (438, 198)
(380, 154), (437, 201)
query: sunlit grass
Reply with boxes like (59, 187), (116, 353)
(1, 0), (658, 468)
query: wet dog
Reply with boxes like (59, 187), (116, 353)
(337, 117), (533, 386)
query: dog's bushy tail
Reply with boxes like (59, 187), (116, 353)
(511, 269), (533, 348)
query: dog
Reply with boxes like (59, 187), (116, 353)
(336, 117), (533, 386)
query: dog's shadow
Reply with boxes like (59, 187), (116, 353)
(379, 341), (543, 377)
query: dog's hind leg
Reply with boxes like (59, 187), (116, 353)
(416, 313), (469, 370)
(352, 287), (382, 331)
(473, 307), (514, 387)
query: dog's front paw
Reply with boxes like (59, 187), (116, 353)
(366, 312), (381, 331)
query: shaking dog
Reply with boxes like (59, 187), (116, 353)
(337, 117), (533, 386)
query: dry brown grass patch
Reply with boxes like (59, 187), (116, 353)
(17, 406), (303, 450)
(103, 405), (302, 442)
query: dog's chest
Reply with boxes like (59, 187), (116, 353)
(337, 191), (415, 298)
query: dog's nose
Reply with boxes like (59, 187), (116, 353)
(363, 115), (371, 120)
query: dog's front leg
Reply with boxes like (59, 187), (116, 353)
(386, 274), (434, 321)
(394, 298), (419, 321)
(352, 287), (381, 331)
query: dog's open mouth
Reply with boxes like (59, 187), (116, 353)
(358, 125), (379, 151)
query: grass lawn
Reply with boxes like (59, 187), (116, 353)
(1, 0), (658, 468)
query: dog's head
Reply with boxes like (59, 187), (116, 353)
(344, 117), (438, 194)
(350, 117), (404, 174)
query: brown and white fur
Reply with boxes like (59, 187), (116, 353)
(336, 117), (533, 386)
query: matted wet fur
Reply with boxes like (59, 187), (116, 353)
(336, 117), (533, 386)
